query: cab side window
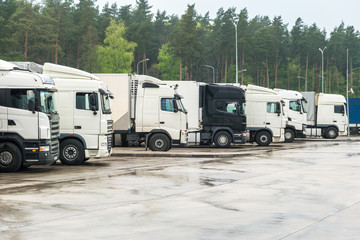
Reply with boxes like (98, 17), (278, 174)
(0, 90), (6, 107)
(289, 101), (300, 111)
(10, 89), (35, 110)
(161, 98), (176, 112)
(334, 105), (345, 114)
(76, 93), (98, 110)
(267, 102), (280, 113)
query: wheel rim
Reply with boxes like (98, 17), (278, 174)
(285, 132), (292, 139)
(328, 129), (336, 137)
(0, 151), (13, 166)
(154, 139), (165, 149)
(63, 145), (78, 161)
(260, 135), (268, 143)
(218, 134), (229, 146)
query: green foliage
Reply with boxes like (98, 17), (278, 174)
(96, 20), (136, 73)
(157, 43), (180, 79)
(0, 0), (359, 95)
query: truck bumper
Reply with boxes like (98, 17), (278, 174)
(24, 140), (58, 165)
(84, 135), (112, 159)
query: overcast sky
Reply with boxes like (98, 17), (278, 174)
(96, 0), (359, 36)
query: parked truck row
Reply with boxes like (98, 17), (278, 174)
(0, 59), (350, 172)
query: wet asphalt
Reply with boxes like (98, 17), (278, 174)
(1, 136), (360, 240)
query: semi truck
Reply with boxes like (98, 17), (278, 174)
(302, 92), (348, 139)
(244, 85), (286, 146)
(164, 81), (247, 147)
(12, 62), (114, 165)
(274, 89), (307, 142)
(95, 74), (188, 151)
(0, 60), (59, 172)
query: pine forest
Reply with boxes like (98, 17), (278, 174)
(1, 0), (359, 97)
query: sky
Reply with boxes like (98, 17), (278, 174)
(96, 0), (360, 36)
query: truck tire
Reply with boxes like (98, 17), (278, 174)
(325, 127), (338, 139)
(284, 128), (295, 142)
(214, 131), (231, 148)
(255, 131), (272, 146)
(0, 142), (22, 172)
(60, 139), (85, 165)
(149, 133), (171, 151)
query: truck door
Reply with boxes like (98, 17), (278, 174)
(73, 92), (100, 149)
(266, 102), (282, 137)
(7, 89), (38, 140)
(333, 104), (347, 132)
(159, 98), (181, 139)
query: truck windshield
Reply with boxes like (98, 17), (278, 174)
(40, 91), (56, 114)
(176, 99), (187, 113)
(101, 93), (111, 114)
(301, 99), (307, 113)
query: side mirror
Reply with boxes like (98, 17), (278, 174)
(89, 93), (96, 106)
(28, 98), (36, 113)
(174, 108), (178, 113)
(89, 93), (97, 115)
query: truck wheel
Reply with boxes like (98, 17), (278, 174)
(0, 143), (22, 172)
(255, 131), (272, 146)
(284, 129), (295, 142)
(149, 133), (171, 151)
(60, 139), (85, 165)
(214, 131), (231, 148)
(325, 127), (338, 139)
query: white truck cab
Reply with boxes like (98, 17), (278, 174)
(96, 74), (188, 151)
(274, 89), (307, 142)
(245, 85), (286, 145)
(302, 92), (348, 139)
(43, 63), (113, 164)
(0, 60), (60, 172)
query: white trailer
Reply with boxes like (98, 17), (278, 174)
(274, 89), (307, 142)
(245, 85), (286, 145)
(96, 74), (188, 151)
(302, 92), (348, 138)
(0, 60), (59, 172)
(42, 63), (113, 165)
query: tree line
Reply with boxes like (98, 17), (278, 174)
(1, 0), (359, 96)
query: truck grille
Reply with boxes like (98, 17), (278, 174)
(107, 134), (112, 153)
(107, 120), (113, 133)
(50, 116), (60, 158)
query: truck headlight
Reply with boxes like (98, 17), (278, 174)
(39, 146), (50, 152)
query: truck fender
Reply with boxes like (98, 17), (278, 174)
(59, 133), (87, 149)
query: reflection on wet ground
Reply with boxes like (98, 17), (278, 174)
(1, 139), (360, 239)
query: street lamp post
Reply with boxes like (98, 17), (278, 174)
(204, 65), (215, 83)
(319, 47), (326, 93)
(137, 58), (149, 74)
(234, 22), (239, 84)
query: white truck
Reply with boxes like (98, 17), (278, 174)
(43, 63), (113, 165)
(95, 74), (188, 151)
(244, 85), (286, 146)
(274, 89), (307, 142)
(164, 81), (247, 147)
(12, 62), (114, 165)
(0, 60), (59, 172)
(302, 92), (348, 139)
